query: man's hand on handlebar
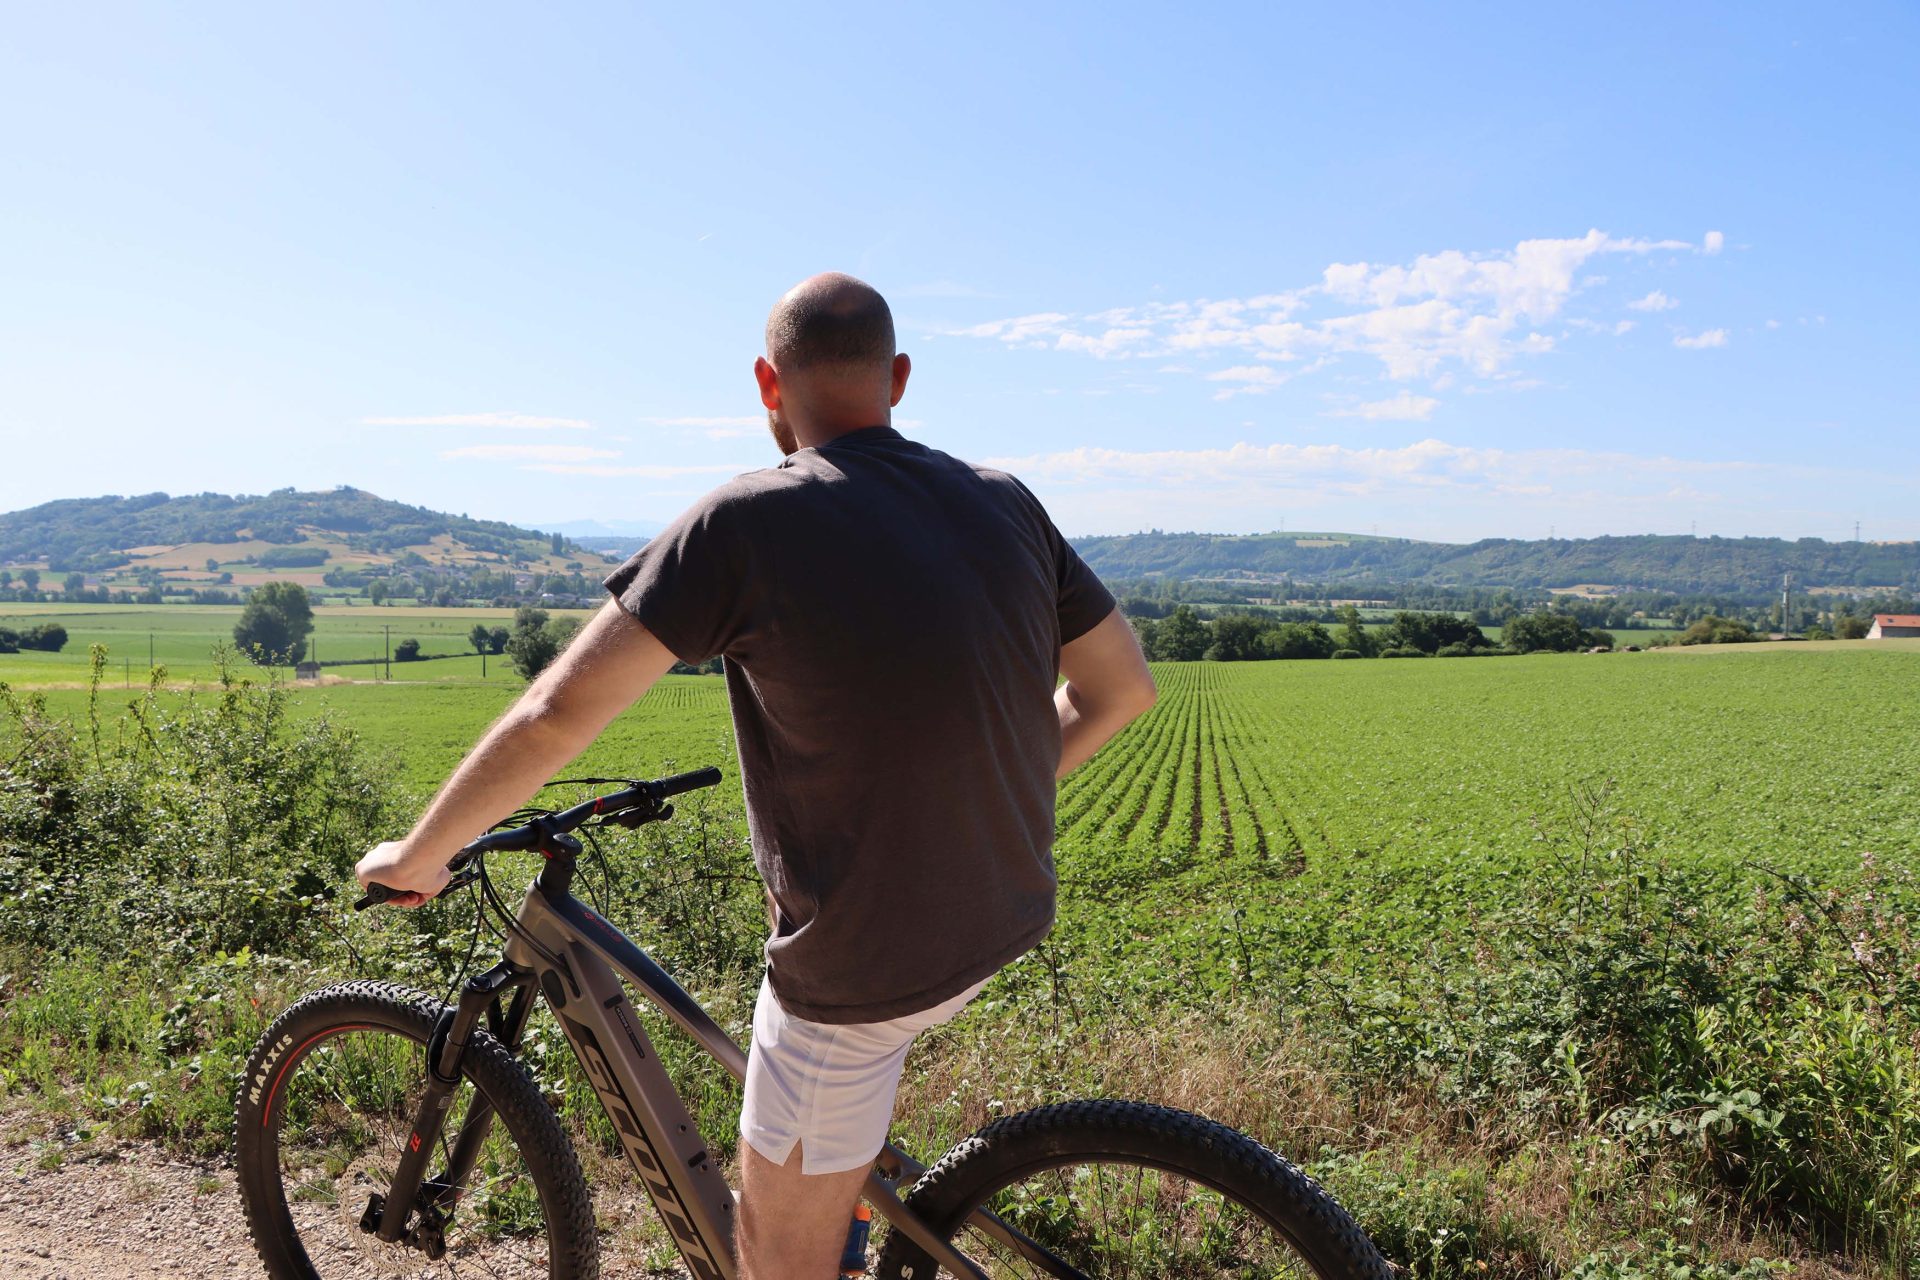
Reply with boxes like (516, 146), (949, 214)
(354, 840), (453, 909)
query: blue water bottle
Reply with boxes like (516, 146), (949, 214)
(838, 1201), (872, 1276)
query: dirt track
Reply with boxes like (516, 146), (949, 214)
(0, 1132), (259, 1280)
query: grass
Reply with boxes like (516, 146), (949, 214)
(0, 602), (595, 687)
(3, 641), (1918, 1275)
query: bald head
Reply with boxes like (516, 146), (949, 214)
(765, 272), (896, 373)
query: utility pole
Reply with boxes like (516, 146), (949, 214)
(1781, 571), (1792, 634)
(1855, 520), (1862, 542)
(384, 624), (391, 681)
(148, 631), (154, 670)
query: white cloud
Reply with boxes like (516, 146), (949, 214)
(441, 444), (618, 463)
(951, 228), (1719, 389)
(1614, 320), (1636, 335)
(986, 438), (1759, 498)
(646, 415), (761, 428)
(646, 414), (765, 441)
(522, 463), (756, 478)
(1203, 365), (1290, 400)
(1674, 328), (1730, 349)
(1627, 290), (1679, 312)
(365, 412), (591, 431)
(1703, 230), (1725, 255)
(1328, 391), (1440, 421)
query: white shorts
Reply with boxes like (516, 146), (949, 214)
(739, 972), (989, 1175)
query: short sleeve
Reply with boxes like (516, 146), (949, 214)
(1005, 474), (1115, 644)
(601, 489), (756, 664)
(1053, 527), (1116, 644)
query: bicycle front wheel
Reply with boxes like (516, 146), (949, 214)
(874, 1100), (1390, 1280)
(234, 979), (599, 1279)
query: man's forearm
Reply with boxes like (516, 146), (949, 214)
(390, 604), (680, 871)
(1056, 680), (1142, 778)
(398, 697), (591, 866)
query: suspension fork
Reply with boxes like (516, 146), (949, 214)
(370, 961), (532, 1243)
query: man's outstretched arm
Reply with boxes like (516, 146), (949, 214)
(1056, 607), (1157, 779)
(354, 601), (679, 905)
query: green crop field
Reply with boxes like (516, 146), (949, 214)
(0, 602), (593, 687)
(6, 630), (1919, 1274)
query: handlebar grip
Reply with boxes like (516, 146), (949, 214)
(654, 766), (722, 798)
(354, 882), (400, 911)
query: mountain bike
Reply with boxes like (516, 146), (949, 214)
(235, 767), (1391, 1278)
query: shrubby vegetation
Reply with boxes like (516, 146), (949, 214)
(1132, 604), (1615, 662)
(0, 624), (66, 654)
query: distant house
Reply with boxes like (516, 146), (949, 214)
(295, 661), (322, 680)
(1867, 614), (1920, 639)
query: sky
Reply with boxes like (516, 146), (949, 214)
(2, 3), (1915, 543)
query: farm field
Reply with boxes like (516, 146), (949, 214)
(0, 602), (593, 686)
(19, 644), (1914, 918)
(7, 640), (1920, 1273)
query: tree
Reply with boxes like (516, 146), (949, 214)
(234, 581), (315, 664)
(0, 570), (12, 589)
(505, 607), (581, 680)
(487, 626), (510, 655)
(1503, 611), (1589, 654)
(1381, 611), (1490, 655)
(1334, 605), (1376, 657)
(367, 580), (387, 605)
(1836, 614), (1871, 640)
(206, 558), (220, 573)
(394, 637), (422, 662)
(1263, 621), (1335, 660)
(1205, 613), (1268, 661)
(550, 531), (566, 555)
(1156, 605), (1210, 662)
(19, 569), (39, 592)
(469, 623), (492, 654)
(62, 572), (85, 596)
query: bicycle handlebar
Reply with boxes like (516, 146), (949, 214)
(353, 766), (724, 910)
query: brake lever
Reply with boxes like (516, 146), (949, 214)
(602, 802), (673, 831)
(353, 865), (482, 912)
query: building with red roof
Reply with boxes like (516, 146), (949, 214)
(1867, 614), (1920, 639)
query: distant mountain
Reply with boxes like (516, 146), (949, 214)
(1072, 530), (1920, 597)
(0, 487), (616, 573)
(540, 517), (667, 538)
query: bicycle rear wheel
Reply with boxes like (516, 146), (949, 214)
(873, 1100), (1389, 1279)
(234, 979), (599, 1279)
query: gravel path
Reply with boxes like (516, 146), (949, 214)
(0, 1112), (696, 1278)
(0, 1132), (259, 1279)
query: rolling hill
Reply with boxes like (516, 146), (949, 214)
(1074, 530), (1920, 597)
(0, 488), (618, 601)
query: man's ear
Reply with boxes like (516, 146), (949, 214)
(754, 356), (781, 411)
(889, 352), (911, 407)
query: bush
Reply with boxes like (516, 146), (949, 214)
(21, 623), (68, 652)
(0, 648), (400, 961)
(1679, 616), (1759, 645)
(393, 637), (422, 662)
(1331, 648), (1362, 660)
(1435, 642), (1485, 658)
(1380, 646), (1426, 659)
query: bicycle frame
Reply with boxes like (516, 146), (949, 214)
(374, 871), (1068, 1279)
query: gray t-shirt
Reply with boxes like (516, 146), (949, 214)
(603, 425), (1115, 1023)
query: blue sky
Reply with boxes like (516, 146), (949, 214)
(2, 3), (1915, 542)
